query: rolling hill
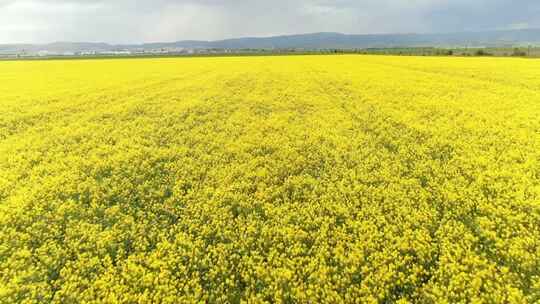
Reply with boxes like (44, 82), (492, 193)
(2, 29), (540, 54)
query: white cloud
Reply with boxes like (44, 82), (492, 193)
(506, 23), (530, 30)
(0, 0), (539, 44)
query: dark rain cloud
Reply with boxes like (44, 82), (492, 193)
(1, 0), (539, 43)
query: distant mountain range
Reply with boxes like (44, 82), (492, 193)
(2, 29), (540, 54)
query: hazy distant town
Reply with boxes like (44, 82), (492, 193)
(2, 29), (540, 59)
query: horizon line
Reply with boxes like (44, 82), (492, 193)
(1, 27), (538, 46)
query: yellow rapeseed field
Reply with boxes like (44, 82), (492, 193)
(0, 55), (539, 303)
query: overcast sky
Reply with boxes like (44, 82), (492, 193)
(1, 0), (539, 44)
